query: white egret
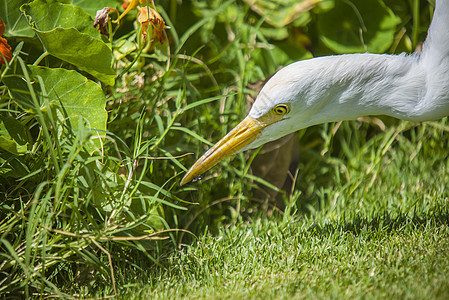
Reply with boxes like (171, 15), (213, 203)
(181, 0), (449, 185)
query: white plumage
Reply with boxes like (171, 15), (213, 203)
(181, 0), (449, 185)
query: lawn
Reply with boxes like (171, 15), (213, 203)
(137, 217), (449, 299)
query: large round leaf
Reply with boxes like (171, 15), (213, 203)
(3, 65), (107, 134)
(21, 0), (115, 85)
(28, 65), (108, 133)
(0, 0), (35, 38)
(0, 114), (29, 155)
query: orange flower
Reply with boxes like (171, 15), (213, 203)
(0, 37), (12, 64)
(111, 1), (168, 45)
(116, 0), (153, 23)
(138, 6), (168, 44)
(0, 18), (12, 64)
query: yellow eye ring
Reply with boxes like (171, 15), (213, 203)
(272, 104), (290, 115)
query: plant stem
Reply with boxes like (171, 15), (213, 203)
(33, 51), (49, 66)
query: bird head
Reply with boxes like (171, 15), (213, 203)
(180, 57), (344, 185)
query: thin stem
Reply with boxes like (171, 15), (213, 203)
(150, 109), (180, 152)
(33, 51), (49, 66)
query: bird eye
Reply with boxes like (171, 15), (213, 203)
(272, 104), (290, 115)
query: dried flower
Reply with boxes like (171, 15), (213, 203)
(94, 7), (117, 37)
(138, 6), (169, 44)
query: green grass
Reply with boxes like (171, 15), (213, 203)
(136, 217), (449, 299)
(115, 204), (449, 298)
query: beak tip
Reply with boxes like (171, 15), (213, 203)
(179, 174), (189, 186)
(180, 169), (196, 186)
(179, 116), (263, 187)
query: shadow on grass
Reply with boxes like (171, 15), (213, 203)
(307, 207), (449, 238)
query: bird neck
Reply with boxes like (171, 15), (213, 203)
(299, 54), (428, 125)
(422, 0), (449, 67)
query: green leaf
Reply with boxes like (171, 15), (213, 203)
(67, 0), (121, 18)
(0, 114), (29, 155)
(22, 0), (100, 38)
(0, 149), (30, 178)
(0, 0), (35, 38)
(33, 29), (115, 85)
(317, 0), (401, 54)
(4, 65), (107, 133)
(29, 65), (108, 132)
(1, 70), (34, 110)
(21, 0), (115, 85)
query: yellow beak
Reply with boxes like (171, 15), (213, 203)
(180, 116), (265, 185)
